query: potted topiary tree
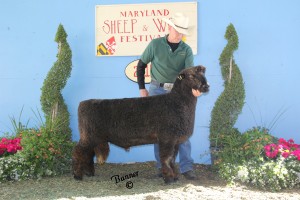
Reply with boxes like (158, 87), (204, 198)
(40, 24), (72, 139)
(209, 23), (245, 165)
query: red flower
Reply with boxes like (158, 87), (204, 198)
(281, 151), (290, 158)
(264, 144), (278, 158)
(287, 139), (295, 144)
(291, 150), (300, 161)
(0, 149), (5, 155)
(264, 138), (300, 160)
(0, 137), (22, 157)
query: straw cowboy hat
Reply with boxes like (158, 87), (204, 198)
(162, 13), (190, 35)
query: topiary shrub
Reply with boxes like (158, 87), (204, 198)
(40, 24), (72, 139)
(0, 24), (75, 182)
(209, 23), (245, 164)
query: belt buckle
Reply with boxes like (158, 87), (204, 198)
(163, 83), (173, 90)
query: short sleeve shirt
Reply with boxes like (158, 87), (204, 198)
(140, 35), (194, 83)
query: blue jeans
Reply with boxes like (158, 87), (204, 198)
(149, 82), (194, 173)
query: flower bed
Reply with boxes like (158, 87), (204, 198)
(0, 127), (74, 182)
(217, 128), (300, 191)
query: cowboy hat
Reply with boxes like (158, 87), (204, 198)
(162, 13), (190, 35)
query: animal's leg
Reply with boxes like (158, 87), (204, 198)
(159, 141), (176, 184)
(72, 142), (95, 180)
(84, 149), (95, 177)
(170, 144), (179, 181)
(94, 142), (110, 165)
(72, 143), (84, 180)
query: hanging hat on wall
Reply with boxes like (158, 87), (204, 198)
(162, 13), (190, 35)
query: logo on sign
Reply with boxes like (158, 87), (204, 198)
(125, 60), (151, 83)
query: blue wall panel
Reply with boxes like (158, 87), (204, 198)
(1, 0), (299, 164)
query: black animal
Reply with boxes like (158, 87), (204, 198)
(72, 65), (209, 183)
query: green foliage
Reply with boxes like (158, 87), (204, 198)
(19, 127), (74, 178)
(213, 128), (243, 165)
(55, 25), (68, 43)
(216, 127), (300, 191)
(40, 24), (72, 138)
(209, 23), (245, 149)
(0, 127), (75, 182)
(240, 127), (277, 160)
(8, 106), (29, 135)
(215, 127), (275, 165)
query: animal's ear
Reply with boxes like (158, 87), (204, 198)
(198, 65), (206, 73)
(177, 73), (185, 80)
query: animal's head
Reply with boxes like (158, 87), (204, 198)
(175, 65), (209, 96)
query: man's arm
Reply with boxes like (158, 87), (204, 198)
(185, 46), (194, 68)
(137, 59), (149, 97)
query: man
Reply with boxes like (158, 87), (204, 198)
(137, 13), (197, 180)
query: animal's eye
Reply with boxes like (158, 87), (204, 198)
(188, 74), (194, 79)
(197, 66), (206, 73)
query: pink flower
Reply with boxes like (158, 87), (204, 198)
(1, 138), (8, 143)
(291, 150), (300, 161)
(290, 143), (299, 149)
(278, 138), (288, 145)
(281, 151), (290, 158)
(264, 144), (279, 158)
(0, 143), (7, 154)
(0, 137), (22, 157)
(288, 139), (295, 144)
(6, 144), (16, 153)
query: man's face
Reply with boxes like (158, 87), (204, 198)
(168, 26), (184, 43)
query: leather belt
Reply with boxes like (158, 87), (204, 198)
(159, 83), (166, 87)
(151, 80), (174, 90)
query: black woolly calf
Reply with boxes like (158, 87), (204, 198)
(72, 65), (209, 183)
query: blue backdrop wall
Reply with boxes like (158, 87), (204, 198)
(1, 0), (299, 164)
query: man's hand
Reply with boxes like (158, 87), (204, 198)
(140, 89), (149, 97)
(192, 89), (202, 97)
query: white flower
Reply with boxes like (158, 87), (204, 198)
(237, 166), (249, 182)
(297, 172), (300, 180)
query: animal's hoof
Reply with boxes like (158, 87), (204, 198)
(85, 172), (95, 177)
(84, 167), (95, 177)
(163, 177), (176, 184)
(73, 175), (83, 180)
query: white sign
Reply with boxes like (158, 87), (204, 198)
(125, 60), (151, 83)
(95, 2), (197, 56)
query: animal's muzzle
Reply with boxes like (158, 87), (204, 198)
(201, 83), (210, 93)
(198, 77), (209, 93)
